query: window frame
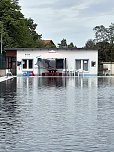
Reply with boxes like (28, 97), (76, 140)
(22, 59), (33, 70)
(83, 59), (89, 71)
(75, 59), (89, 71)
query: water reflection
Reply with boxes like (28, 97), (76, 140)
(38, 77), (66, 87)
(0, 78), (22, 152)
(97, 77), (114, 151)
(0, 77), (114, 152)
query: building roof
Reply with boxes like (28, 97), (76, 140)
(42, 40), (55, 45)
(4, 48), (98, 51)
(41, 40), (56, 48)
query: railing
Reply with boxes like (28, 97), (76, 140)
(0, 54), (6, 69)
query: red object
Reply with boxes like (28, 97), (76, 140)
(42, 73), (45, 76)
(29, 71), (34, 76)
(59, 73), (62, 76)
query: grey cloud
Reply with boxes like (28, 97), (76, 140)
(26, 0), (87, 10)
(19, 0), (114, 47)
(79, 0), (114, 18)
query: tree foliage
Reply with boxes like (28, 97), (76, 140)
(85, 23), (114, 62)
(68, 42), (77, 48)
(0, 0), (42, 49)
(58, 38), (67, 48)
(84, 39), (96, 49)
(93, 23), (114, 44)
(58, 38), (76, 49)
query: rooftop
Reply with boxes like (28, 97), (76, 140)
(4, 48), (98, 51)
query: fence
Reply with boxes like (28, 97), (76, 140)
(0, 54), (6, 69)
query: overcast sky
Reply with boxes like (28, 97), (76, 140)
(19, 0), (114, 47)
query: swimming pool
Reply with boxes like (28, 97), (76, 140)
(0, 76), (114, 152)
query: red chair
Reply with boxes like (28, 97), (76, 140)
(42, 73), (45, 76)
(30, 71), (34, 76)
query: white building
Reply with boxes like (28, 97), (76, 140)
(5, 48), (98, 76)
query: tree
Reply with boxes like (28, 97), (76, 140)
(93, 24), (114, 62)
(96, 41), (111, 62)
(68, 42), (77, 48)
(58, 38), (67, 48)
(84, 39), (96, 49)
(58, 39), (77, 49)
(0, 0), (42, 48)
(108, 23), (114, 44)
(93, 25), (108, 43)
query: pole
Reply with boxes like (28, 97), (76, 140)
(0, 21), (3, 54)
(1, 32), (2, 54)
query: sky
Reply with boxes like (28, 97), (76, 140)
(19, 0), (114, 47)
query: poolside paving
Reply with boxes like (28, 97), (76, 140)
(0, 76), (14, 82)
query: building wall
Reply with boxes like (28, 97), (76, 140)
(58, 50), (98, 76)
(17, 49), (98, 76)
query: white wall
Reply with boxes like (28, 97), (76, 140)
(17, 49), (98, 76)
(17, 49), (49, 75)
(57, 50), (98, 75)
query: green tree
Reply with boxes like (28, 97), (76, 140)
(84, 39), (96, 49)
(58, 38), (67, 48)
(107, 23), (114, 44)
(68, 42), (77, 48)
(96, 41), (111, 62)
(0, 0), (42, 48)
(93, 24), (114, 62)
(58, 39), (77, 49)
(93, 25), (108, 43)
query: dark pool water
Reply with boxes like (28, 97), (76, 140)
(0, 77), (114, 152)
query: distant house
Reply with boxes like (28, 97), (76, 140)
(101, 62), (114, 76)
(4, 48), (98, 76)
(41, 40), (56, 48)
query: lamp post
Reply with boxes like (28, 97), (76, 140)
(1, 30), (2, 54)
(0, 21), (3, 54)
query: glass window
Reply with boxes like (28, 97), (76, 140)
(23, 59), (27, 69)
(56, 59), (63, 69)
(29, 59), (33, 69)
(76, 60), (81, 70)
(83, 60), (88, 71)
(91, 61), (96, 67)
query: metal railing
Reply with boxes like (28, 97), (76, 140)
(0, 54), (6, 69)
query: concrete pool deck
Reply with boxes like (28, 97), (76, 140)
(0, 76), (14, 83)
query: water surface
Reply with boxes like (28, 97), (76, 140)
(0, 77), (114, 152)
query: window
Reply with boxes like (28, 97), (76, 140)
(83, 60), (88, 71)
(23, 59), (27, 69)
(91, 61), (96, 67)
(56, 59), (64, 69)
(22, 59), (33, 69)
(75, 59), (89, 71)
(76, 60), (81, 70)
(29, 59), (33, 69)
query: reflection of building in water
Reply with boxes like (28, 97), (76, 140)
(37, 77), (67, 88)
(0, 78), (16, 98)
(98, 77), (114, 87)
(17, 77), (99, 91)
(74, 77), (98, 89)
(0, 78), (18, 125)
(0, 78), (23, 152)
(17, 77), (67, 91)
(65, 77), (98, 129)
